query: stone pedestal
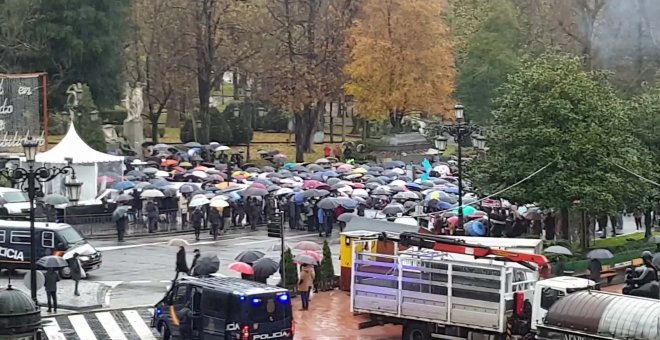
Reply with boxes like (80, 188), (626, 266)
(123, 120), (144, 155)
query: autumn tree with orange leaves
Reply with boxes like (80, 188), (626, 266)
(345, 0), (456, 130)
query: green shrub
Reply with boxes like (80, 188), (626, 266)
(48, 113), (69, 135)
(319, 240), (335, 291)
(75, 85), (107, 152)
(281, 248), (298, 290)
(99, 109), (126, 125)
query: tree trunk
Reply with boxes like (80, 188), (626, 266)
(389, 111), (404, 132)
(350, 109), (360, 134)
(151, 115), (160, 144)
(294, 104), (320, 162)
(197, 73), (211, 144)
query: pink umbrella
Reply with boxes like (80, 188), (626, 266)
(350, 183), (365, 189)
(250, 183), (267, 189)
(194, 166), (209, 171)
(337, 164), (353, 171)
(300, 250), (322, 262)
(228, 262), (254, 275)
(303, 180), (322, 189)
(97, 176), (116, 184)
(447, 216), (459, 225)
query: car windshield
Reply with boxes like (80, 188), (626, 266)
(57, 227), (85, 246)
(2, 191), (29, 203)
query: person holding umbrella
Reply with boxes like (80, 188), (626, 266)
(298, 264), (315, 311)
(68, 253), (85, 296)
(113, 205), (130, 242)
(190, 249), (201, 276)
(175, 246), (189, 280)
(146, 199), (159, 233)
(209, 207), (221, 240)
(44, 268), (59, 312)
(191, 207), (204, 241)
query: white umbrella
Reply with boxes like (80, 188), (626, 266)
(192, 170), (208, 178)
(211, 195), (227, 202)
(275, 187), (294, 196)
(315, 158), (329, 164)
(155, 170), (170, 177)
(351, 189), (369, 198)
(141, 189), (165, 198)
(168, 238), (189, 247)
(189, 197), (211, 207)
(210, 199), (229, 208)
(215, 145), (231, 152)
(192, 194), (208, 201)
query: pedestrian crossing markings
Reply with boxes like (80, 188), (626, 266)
(42, 308), (159, 340)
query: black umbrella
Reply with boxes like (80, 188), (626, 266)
(112, 206), (131, 222)
(235, 250), (265, 264)
(193, 255), (221, 276)
(252, 257), (279, 279)
(318, 198), (340, 210)
(382, 203), (405, 215)
(241, 187), (268, 197)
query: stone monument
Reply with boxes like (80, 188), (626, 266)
(122, 82), (145, 156)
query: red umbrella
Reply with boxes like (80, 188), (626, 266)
(300, 250), (322, 262)
(228, 262), (254, 275)
(97, 176), (116, 184)
(350, 183), (365, 189)
(161, 159), (178, 167)
(173, 166), (186, 173)
(447, 216), (459, 225)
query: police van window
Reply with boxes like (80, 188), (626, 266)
(10, 231), (30, 245)
(172, 286), (188, 305)
(201, 290), (228, 319)
(56, 227), (85, 246)
(42, 231), (55, 248)
(0, 230), (5, 244)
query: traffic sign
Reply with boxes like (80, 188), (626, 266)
(23, 270), (45, 292)
(268, 213), (283, 238)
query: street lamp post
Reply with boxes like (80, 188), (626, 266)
(0, 137), (82, 303)
(434, 105), (485, 232)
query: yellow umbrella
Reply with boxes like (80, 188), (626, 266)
(428, 191), (441, 200)
(232, 171), (252, 178)
(216, 182), (231, 190)
(352, 168), (368, 174)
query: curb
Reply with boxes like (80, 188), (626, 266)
(46, 304), (155, 317)
(38, 283), (109, 312)
(86, 225), (267, 240)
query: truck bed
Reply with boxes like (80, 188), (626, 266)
(351, 251), (535, 334)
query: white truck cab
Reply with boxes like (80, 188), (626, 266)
(530, 276), (595, 330)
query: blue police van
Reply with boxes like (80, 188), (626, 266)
(0, 220), (102, 277)
(153, 277), (294, 340)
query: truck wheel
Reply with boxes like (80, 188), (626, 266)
(59, 267), (72, 279)
(159, 323), (171, 340)
(403, 323), (430, 340)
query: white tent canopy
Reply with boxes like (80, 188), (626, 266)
(36, 122), (124, 164)
(27, 122), (125, 202)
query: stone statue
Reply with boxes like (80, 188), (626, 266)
(123, 82), (144, 122)
(66, 83), (83, 117)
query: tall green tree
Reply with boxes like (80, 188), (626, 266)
(470, 54), (653, 217)
(75, 85), (107, 152)
(22, 0), (130, 108)
(456, 0), (520, 123)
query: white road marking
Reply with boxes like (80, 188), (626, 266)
(159, 280), (171, 283)
(42, 318), (66, 340)
(97, 242), (168, 251)
(68, 314), (98, 340)
(234, 233), (311, 246)
(128, 280), (152, 284)
(96, 312), (128, 340)
(123, 310), (157, 340)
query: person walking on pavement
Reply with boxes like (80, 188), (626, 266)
(191, 207), (204, 241)
(209, 207), (221, 240)
(44, 268), (59, 313)
(116, 211), (128, 242)
(179, 194), (189, 229)
(232, 200), (245, 228)
(175, 246), (189, 280)
(247, 197), (260, 231)
(68, 253), (85, 296)
(190, 249), (201, 276)
(146, 199), (159, 233)
(298, 264), (315, 310)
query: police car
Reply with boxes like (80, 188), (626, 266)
(153, 277), (294, 340)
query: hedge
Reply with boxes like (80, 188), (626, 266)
(564, 245), (657, 273)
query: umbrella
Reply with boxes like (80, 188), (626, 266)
(266, 243), (291, 252)
(97, 175), (116, 184)
(210, 199), (229, 208)
(143, 167), (159, 175)
(180, 162), (193, 168)
(294, 241), (322, 252)
(351, 189), (369, 198)
(586, 249), (614, 260)
(44, 194), (69, 206)
(300, 250), (322, 262)
(113, 181), (135, 190)
(337, 213), (355, 223)
(228, 262), (254, 275)
(252, 257), (279, 279)
(382, 203), (405, 215)
(336, 197), (358, 209)
(372, 187), (390, 196)
(295, 254), (318, 265)
(317, 198), (340, 210)
(111, 206), (131, 222)
(193, 255), (220, 276)
(393, 191), (418, 201)
(179, 184), (195, 194)
(115, 194), (133, 203)
(153, 143), (170, 151)
(168, 238), (189, 247)
(189, 197), (211, 207)
(185, 142), (202, 148)
(453, 206), (477, 216)
(141, 189), (165, 198)
(36, 256), (68, 269)
(155, 170), (170, 178)
(275, 188), (294, 196)
(315, 158), (330, 164)
(524, 210), (543, 221)
(235, 250), (265, 264)
(215, 145), (231, 152)
(544, 245), (573, 256)
(240, 187), (268, 197)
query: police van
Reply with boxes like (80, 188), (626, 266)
(153, 277), (294, 340)
(0, 220), (102, 277)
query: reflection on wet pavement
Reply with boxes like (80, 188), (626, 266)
(293, 290), (401, 339)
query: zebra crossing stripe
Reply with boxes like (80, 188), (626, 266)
(69, 314), (98, 340)
(95, 312), (128, 340)
(123, 310), (157, 340)
(42, 318), (65, 340)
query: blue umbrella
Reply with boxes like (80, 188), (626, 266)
(228, 192), (241, 201)
(443, 187), (459, 194)
(405, 182), (422, 191)
(253, 178), (273, 186)
(150, 178), (170, 188)
(113, 181), (135, 190)
(310, 173), (324, 181)
(437, 201), (454, 210)
(134, 182), (152, 190)
(466, 220), (487, 236)
(284, 163), (297, 169)
(293, 192), (306, 204)
(336, 197), (358, 209)
(322, 170), (338, 178)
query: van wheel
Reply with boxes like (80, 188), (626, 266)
(159, 324), (171, 340)
(59, 267), (72, 279)
(403, 323), (430, 340)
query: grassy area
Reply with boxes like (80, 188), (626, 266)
(593, 231), (659, 248)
